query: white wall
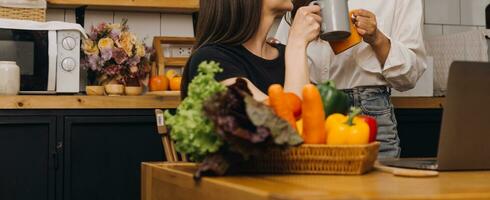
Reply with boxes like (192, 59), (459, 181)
(46, 0), (490, 44)
(423, 0), (488, 38)
(46, 9), (195, 46)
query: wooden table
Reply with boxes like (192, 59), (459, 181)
(141, 163), (490, 200)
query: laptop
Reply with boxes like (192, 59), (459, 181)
(381, 61), (490, 171)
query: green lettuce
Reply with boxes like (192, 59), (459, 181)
(164, 61), (227, 161)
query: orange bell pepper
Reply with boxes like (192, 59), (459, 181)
(326, 107), (370, 145)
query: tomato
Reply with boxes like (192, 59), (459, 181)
(285, 92), (302, 120)
(149, 75), (169, 91)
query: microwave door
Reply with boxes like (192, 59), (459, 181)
(0, 29), (52, 93)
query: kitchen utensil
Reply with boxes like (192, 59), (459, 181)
(374, 161), (439, 177)
(310, 0), (351, 41)
(0, 61), (20, 95)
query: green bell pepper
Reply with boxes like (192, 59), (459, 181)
(317, 81), (351, 117)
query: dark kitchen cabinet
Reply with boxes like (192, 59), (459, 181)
(0, 110), (165, 200)
(63, 115), (164, 200)
(0, 116), (57, 200)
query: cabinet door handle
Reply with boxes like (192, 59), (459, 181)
(52, 152), (58, 170)
(52, 142), (63, 170)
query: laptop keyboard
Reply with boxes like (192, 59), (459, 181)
(381, 158), (439, 170)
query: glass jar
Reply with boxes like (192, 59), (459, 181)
(0, 61), (20, 95)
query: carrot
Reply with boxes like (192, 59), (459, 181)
(302, 84), (326, 144)
(268, 84), (297, 130)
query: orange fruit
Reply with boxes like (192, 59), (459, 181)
(169, 76), (182, 91)
(149, 75), (169, 91)
(165, 70), (177, 79)
(285, 92), (302, 120)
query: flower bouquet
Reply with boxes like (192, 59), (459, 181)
(81, 19), (153, 89)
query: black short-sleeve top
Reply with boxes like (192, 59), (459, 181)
(182, 43), (286, 96)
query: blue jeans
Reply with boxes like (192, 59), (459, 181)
(341, 86), (401, 158)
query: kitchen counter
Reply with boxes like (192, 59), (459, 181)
(142, 162), (490, 200)
(0, 94), (442, 110)
(391, 97), (445, 109)
(0, 93), (180, 109)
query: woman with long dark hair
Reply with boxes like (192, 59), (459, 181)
(275, 0), (428, 158)
(182, 0), (321, 100)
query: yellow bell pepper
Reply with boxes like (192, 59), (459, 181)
(326, 107), (370, 145)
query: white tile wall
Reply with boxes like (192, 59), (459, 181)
(424, 24), (444, 38)
(46, 9), (195, 41)
(65, 9), (76, 23)
(443, 25), (479, 35)
(460, 0), (490, 26)
(114, 12), (161, 45)
(84, 10), (114, 29)
(425, 0), (461, 25)
(161, 14), (194, 37)
(424, 0), (488, 36)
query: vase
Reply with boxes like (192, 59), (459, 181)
(85, 85), (105, 96)
(0, 61), (20, 95)
(124, 86), (143, 96)
(104, 84), (124, 96)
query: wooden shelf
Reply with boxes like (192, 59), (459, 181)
(47, 0), (199, 13)
(391, 97), (445, 109)
(0, 95), (180, 109)
(146, 91), (181, 97)
(165, 58), (188, 67)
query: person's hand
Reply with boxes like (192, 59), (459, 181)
(352, 9), (387, 46)
(288, 5), (322, 47)
(352, 9), (391, 67)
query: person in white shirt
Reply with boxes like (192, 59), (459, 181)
(275, 0), (428, 158)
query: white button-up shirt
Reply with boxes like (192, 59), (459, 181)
(275, 0), (427, 91)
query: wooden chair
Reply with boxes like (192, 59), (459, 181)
(154, 109), (187, 162)
(152, 36), (195, 162)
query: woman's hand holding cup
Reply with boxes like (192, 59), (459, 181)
(288, 5), (322, 48)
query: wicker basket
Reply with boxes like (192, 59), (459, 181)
(0, 6), (46, 22)
(241, 142), (380, 175)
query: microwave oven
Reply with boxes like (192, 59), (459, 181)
(0, 19), (86, 94)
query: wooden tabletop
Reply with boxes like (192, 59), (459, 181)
(141, 163), (490, 200)
(0, 94), (180, 109)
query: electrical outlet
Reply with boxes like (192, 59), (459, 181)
(169, 45), (192, 57)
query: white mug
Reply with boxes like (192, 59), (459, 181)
(0, 61), (20, 95)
